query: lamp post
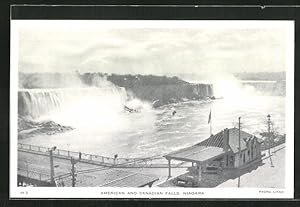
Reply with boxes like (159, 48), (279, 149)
(267, 115), (274, 167)
(48, 146), (57, 185)
(238, 117), (241, 188)
(25, 161), (29, 186)
(70, 157), (79, 187)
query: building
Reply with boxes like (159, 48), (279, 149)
(164, 128), (263, 182)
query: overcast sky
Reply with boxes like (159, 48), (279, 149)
(18, 22), (288, 76)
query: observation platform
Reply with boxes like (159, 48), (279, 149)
(17, 143), (161, 187)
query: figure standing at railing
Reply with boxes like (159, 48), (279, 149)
(114, 154), (118, 165)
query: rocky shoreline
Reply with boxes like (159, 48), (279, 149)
(18, 116), (74, 139)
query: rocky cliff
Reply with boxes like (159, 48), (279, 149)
(19, 72), (214, 108)
(81, 73), (214, 107)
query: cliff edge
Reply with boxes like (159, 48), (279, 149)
(81, 73), (214, 107)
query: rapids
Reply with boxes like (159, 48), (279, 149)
(17, 75), (285, 158)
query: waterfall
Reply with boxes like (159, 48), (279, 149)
(18, 87), (128, 121)
(206, 85), (209, 97)
(195, 84), (213, 97)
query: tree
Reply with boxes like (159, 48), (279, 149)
(260, 114), (281, 149)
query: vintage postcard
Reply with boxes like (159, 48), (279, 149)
(10, 20), (294, 199)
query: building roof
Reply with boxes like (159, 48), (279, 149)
(165, 128), (257, 163)
(228, 128), (255, 153)
(197, 127), (255, 153)
(196, 130), (225, 148)
(165, 145), (225, 163)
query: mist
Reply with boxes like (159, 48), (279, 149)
(19, 73), (155, 134)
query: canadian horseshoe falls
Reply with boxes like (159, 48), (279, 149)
(17, 73), (286, 158)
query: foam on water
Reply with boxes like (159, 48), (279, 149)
(18, 76), (285, 158)
(20, 94), (285, 158)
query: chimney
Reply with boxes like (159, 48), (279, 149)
(223, 128), (229, 151)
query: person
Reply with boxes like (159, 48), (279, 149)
(172, 110), (176, 116)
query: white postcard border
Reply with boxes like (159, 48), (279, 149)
(10, 20), (295, 199)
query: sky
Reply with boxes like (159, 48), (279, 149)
(17, 21), (290, 76)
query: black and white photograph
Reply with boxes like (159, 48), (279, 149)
(10, 20), (294, 198)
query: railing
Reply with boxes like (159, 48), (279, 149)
(17, 143), (169, 167)
(18, 143), (118, 164)
(17, 143), (188, 169)
(260, 138), (285, 151)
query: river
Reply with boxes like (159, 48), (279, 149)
(19, 86), (285, 158)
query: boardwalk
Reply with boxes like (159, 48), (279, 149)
(18, 143), (188, 187)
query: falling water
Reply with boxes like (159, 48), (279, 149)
(18, 76), (286, 158)
(18, 87), (128, 120)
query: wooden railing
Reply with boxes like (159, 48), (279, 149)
(18, 143), (186, 169)
(17, 143), (173, 167)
